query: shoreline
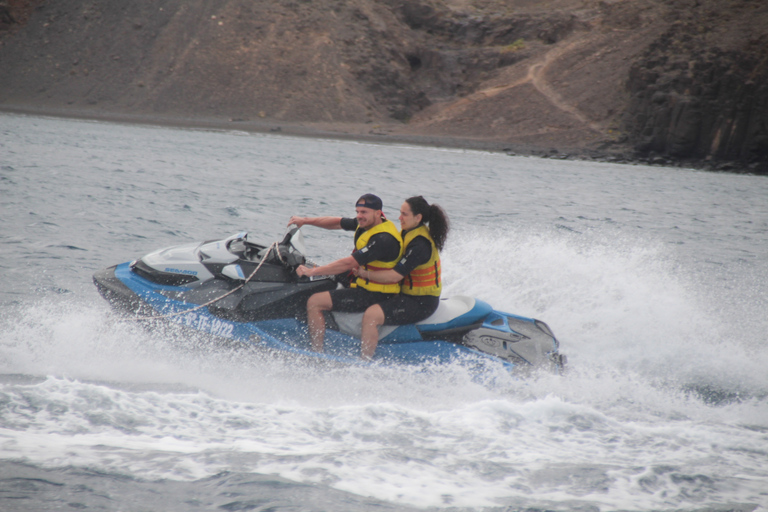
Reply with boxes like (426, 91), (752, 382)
(2, 104), (763, 175)
(0, 104), (538, 154)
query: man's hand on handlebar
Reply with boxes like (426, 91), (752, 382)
(296, 264), (313, 277)
(288, 216), (307, 228)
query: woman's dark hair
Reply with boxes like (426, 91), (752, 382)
(405, 196), (449, 251)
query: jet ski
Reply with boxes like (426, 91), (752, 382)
(93, 227), (567, 374)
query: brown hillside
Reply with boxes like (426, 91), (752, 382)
(1, 0), (766, 172)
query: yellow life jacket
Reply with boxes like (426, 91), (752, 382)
(350, 219), (403, 293)
(401, 225), (441, 297)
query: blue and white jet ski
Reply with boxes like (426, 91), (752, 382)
(93, 227), (566, 374)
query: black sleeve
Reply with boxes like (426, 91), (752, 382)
(393, 236), (432, 276)
(340, 217), (358, 231)
(352, 233), (401, 266)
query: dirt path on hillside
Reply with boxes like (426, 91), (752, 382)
(415, 35), (605, 137)
(527, 39), (605, 134)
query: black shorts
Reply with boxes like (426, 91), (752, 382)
(379, 294), (440, 325)
(329, 287), (396, 313)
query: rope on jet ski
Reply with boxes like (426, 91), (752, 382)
(128, 241), (282, 321)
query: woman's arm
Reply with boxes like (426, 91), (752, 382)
(356, 235), (432, 284)
(354, 267), (404, 283)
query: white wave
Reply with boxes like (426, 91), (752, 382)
(1, 375), (765, 510)
(444, 226), (768, 397)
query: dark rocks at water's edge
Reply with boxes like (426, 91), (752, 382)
(504, 146), (764, 174)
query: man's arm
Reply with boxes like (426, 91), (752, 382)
(296, 255), (357, 277)
(288, 216), (343, 230)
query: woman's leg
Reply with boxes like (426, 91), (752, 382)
(360, 295), (440, 360)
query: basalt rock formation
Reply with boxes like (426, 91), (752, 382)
(1, 0), (766, 173)
(623, 0), (768, 172)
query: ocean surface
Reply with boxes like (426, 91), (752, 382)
(1, 113), (767, 512)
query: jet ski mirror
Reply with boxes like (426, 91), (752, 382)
(280, 225), (299, 246)
(278, 225), (307, 269)
(287, 226), (308, 256)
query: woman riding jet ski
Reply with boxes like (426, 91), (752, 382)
(93, 226), (567, 374)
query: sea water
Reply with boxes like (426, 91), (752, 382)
(1, 113), (767, 511)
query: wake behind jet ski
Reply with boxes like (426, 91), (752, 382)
(93, 227), (567, 374)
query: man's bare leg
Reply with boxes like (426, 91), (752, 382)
(306, 291), (332, 352)
(360, 304), (385, 360)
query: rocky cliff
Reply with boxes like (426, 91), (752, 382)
(624, 0), (768, 172)
(1, 0), (766, 173)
